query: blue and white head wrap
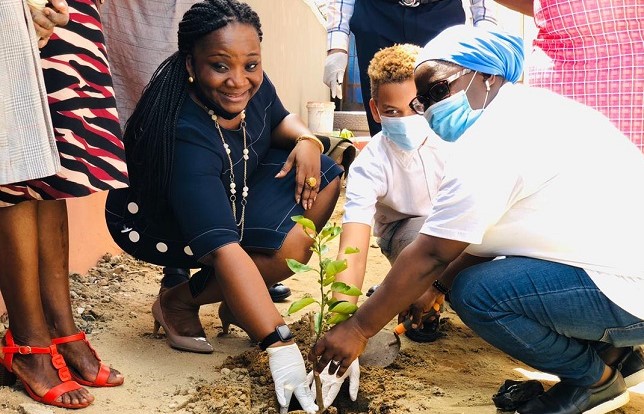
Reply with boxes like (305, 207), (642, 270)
(415, 24), (525, 84)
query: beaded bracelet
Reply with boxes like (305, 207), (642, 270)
(432, 279), (450, 295)
(296, 135), (324, 153)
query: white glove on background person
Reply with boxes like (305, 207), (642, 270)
(323, 52), (348, 99)
(474, 19), (498, 28)
(267, 343), (319, 414)
(307, 358), (360, 409)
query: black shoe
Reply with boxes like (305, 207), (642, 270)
(492, 379), (545, 411)
(515, 370), (629, 414)
(269, 283), (291, 302)
(404, 314), (445, 343)
(617, 346), (644, 388)
(366, 284), (380, 297)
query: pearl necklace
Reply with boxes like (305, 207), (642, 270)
(209, 109), (249, 241)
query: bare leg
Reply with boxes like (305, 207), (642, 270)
(0, 201), (93, 406)
(161, 177), (342, 336)
(38, 199), (123, 386)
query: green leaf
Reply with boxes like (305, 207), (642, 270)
(328, 312), (351, 325)
(287, 297), (317, 315)
(322, 274), (336, 286)
(319, 225), (334, 238)
(320, 224), (342, 242)
(327, 297), (339, 307)
(291, 215), (317, 233)
(331, 282), (362, 296)
(286, 258), (313, 273)
(328, 301), (357, 315)
(319, 244), (329, 256)
(344, 246), (360, 255)
(324, 259), (348, 278)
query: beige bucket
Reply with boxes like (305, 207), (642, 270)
(306, 101), (335, 133)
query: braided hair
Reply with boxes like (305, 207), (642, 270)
(124, 0), (262, 216)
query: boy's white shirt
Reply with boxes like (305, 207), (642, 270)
(342, 130), (448, 238)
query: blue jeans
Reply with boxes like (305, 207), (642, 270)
(450, 256), (644, 386)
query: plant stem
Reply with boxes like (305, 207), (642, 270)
(314, 236), (328, 412)
(314, 372), (324, 413)
(318, 261), (325, 342)
(308, 313), (325, 413)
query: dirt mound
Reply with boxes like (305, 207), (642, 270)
(183, 315), (502, 414)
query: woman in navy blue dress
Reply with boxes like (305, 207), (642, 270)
(105, 1), (341, 411)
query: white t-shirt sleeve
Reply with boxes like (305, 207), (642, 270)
(342, 143), (387, 225)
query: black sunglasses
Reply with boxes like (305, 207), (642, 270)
(409, 68), (473, 114)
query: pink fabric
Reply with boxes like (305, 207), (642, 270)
(527, 0), (644, 152)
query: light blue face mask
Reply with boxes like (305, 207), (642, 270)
(379, 113), (432, 151)
(423, 72), (488, 142)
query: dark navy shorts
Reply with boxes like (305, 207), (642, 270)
(105, 149), (343, 268)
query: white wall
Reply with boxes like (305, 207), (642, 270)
(246, 0), (330, 123)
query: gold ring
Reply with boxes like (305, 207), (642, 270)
(306, 177), (317, 188)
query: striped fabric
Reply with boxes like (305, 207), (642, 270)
(526, 0), (644, 152)
(101, 0), (198, 129)
(0, 0), (60, 185)
(0, 0), (128, 206)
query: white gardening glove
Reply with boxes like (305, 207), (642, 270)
(323, 52), (348, 99)
(267, 343), (319, 414)
(307, 358), (360, 409)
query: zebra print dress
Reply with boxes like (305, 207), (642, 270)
(0, 0), (128, 206)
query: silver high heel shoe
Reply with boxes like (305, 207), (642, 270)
(152, 297), (213, 354)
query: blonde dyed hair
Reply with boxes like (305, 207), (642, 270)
(367, 43), (420, 101)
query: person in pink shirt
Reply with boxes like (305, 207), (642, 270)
(498, 0), (644, 152)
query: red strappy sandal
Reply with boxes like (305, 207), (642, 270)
(0, 330), (91, 409)
(52, 332), (123, 387)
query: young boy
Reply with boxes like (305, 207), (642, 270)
(316, 43), (451, 409)
(334, 43), (449, 338)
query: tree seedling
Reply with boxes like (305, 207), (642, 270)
(286, 215), (361, 412)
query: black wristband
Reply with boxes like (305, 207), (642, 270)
(432, 279), (450, 295)
(259, 324), (293, 351)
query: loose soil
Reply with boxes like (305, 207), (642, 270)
(1, 189), (643, 413)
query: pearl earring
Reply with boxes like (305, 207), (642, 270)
(188, 76), (194, 83)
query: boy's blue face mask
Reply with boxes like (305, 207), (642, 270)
(423, 71), (488, 142)
(379, 113), (431, 151)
